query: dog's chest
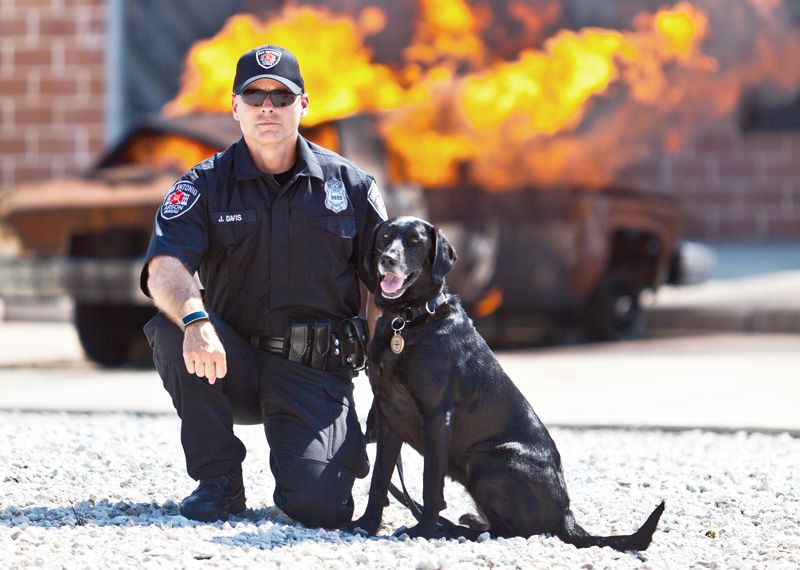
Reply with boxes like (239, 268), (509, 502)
(370, 337), (425, 447)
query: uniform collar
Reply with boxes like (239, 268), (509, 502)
(234, 136), (324, 182)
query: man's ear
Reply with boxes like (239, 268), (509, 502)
(430, 226), (457, 284)
(299, 93), (309, 119)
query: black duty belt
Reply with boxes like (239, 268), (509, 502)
(249, 317), (367, 372)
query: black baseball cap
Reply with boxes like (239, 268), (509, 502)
(232, 45), (304, 95)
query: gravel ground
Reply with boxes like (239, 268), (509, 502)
(2, 412), (799, 569)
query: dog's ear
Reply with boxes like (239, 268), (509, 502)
(361, 219), (389, 291)
(430, 226), (457, 284)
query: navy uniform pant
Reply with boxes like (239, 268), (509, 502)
(143, 312), (369, 529)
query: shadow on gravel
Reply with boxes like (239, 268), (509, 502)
(3, 500), (400, 548)
(2, 499), (304, 530)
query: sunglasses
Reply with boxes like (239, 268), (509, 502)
(239, 89), (299, 108)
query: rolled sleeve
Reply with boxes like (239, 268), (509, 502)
(140, 179), (208, 297)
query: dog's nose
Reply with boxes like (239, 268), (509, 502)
(380, 254), (398, 267)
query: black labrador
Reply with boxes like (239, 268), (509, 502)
(350, 216), (664, 550)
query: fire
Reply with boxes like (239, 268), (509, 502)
(474, 287), (503, 318)
(126, 135), (218, 172)
(164, 1), (800, 191)
(165, 7), (407, 126)
(382, 3), (712, 190)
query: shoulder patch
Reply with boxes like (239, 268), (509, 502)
(324, 178), (349, 213)
(367, 181), (388, 221)
(160, 181), (201, 220)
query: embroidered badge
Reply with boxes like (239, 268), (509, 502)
(324, 178), (349, 213)
(160, 182), (200, 220)
(256, 48), (281, 70)
(367, 180), (388, 221)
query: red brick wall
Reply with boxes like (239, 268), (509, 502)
(620, 127), (800, 240)
(0, 0), (107, 188)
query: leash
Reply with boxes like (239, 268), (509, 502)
(389, 446), (471, 535)
(389, 453), (423, 520)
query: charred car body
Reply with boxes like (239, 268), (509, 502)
(0, 113), (708, 365)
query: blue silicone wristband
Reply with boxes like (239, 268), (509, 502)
(182, 311), (209, 327)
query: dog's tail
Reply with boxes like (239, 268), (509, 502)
(555, 501), (665, 552)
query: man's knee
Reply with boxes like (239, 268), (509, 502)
(274, 457), (356, 529)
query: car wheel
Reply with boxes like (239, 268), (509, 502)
(74, 303), (156, 367)
(584, 272), (644, 341)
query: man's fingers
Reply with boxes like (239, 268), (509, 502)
(183, 347), (225, 384)
(184, 353), (196, 375)
(215, 352), (228, 380)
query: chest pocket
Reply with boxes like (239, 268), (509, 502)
(210, 209), (258, 247)
(307, 215), (357, 281)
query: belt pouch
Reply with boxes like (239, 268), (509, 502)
(285, 322), (309, 364)
(309, 321), (331, 369)
(338, 318), (367, 370)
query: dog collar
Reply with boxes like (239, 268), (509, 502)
(396, 290), (450, 324)
(388, 290), (449, 355)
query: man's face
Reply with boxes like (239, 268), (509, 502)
(231, 78), (309, 147)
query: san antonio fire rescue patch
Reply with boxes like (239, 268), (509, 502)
(161, 181), (200, 220)
(256, 48), (281, 70)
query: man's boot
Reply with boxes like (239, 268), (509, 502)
(179, 469), (246, 522)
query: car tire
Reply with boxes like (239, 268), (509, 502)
(75, 303), (156, 367)
(584, 271), (645, 342)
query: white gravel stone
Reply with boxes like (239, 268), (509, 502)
(1, 412), (799, 568)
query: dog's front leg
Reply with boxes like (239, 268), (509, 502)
(403, 408), (452, 539)
(346, 412), (403, 536)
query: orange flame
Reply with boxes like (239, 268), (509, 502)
(165, 7), (407, 126)
(382, 3), (713, 190)
(474, 287), (504, 318)
(126, 135), (218, 172)
(163, 1), (800, 191)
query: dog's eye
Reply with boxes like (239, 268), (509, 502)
(409, 236), (422, 245)
(382, 232), (390, 240)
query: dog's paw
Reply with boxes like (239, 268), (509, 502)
(342, 516), (380, 537)
(394, 521), (438, 540)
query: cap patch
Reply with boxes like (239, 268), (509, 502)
(256, 48), (281, 70)
(324, 178), (349, 213)
(161, 182), (200, 220)
(367, 181), (388, 220)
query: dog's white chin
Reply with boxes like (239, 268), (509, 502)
(381, 288), (406, 299)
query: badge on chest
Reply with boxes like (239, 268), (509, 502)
(324, 178), (348, 213)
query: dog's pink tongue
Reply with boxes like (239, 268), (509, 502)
(381, 273), (405, 294)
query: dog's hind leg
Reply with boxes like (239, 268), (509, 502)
(466, 457), (569, 539)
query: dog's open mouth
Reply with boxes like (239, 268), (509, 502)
(380, 270), (420, 299)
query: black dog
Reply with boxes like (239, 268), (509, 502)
(350, 216), (664, 550)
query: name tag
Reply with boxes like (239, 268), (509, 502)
(212, 210), (256, 224)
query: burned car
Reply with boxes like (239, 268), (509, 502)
(0, 113), (706, 365)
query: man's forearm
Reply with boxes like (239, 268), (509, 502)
(147, 255), (206, 328)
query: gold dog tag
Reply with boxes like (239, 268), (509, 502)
(390, 332), (405, 354)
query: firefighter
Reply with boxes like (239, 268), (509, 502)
(140, 45), (387, 528)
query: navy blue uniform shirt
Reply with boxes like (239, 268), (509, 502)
(140, 136), (388, 337)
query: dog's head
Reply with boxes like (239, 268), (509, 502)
(373, 216), (457, 306)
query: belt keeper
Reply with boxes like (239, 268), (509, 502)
(182, 310), (209, 328)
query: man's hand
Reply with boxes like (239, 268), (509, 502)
(183, 321), (227, 384)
